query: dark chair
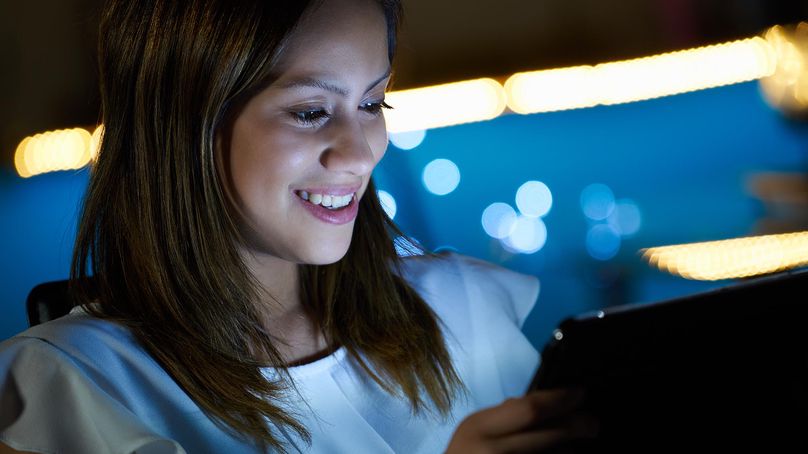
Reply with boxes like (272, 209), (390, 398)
(26, 279), (95, 326)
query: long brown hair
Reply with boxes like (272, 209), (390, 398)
(71, 0), (462, 451)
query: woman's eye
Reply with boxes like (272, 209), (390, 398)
(360, 101), (393, 116)
(291, 109), (331, 126)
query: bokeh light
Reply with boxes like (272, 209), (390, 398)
(515, 180), (553, 218)
(501, 215), (547, 254)
(607, 199), (642, 237)
(385, 78), (507, 133)
(422, 158), (461, 196)
(14, 127), (97, 178)
(389, 129), (427, 150)
(505, 66), (597, 113)
(759, 23), (808, 115)
(505, 36), (775, 114)
(482, 202), (518, 239)
(586, 224), (621, 260)
(377, 189), (397, 220)
(14, 137), (32, 178)
(581, 183), (616, 221)
(26, 133), (45, 176)
(643, 231), (808, 280)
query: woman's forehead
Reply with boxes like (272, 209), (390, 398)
(276, 0), (387, 62)
(266, 0), (390, 91)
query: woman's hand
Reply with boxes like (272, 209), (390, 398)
(445, 388), (598, 453)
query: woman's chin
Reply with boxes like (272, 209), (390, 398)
(300, 242), (352, 266)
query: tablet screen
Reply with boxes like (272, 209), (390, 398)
(528, 267), (808, 451)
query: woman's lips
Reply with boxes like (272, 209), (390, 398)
(295, 191), (359, 225)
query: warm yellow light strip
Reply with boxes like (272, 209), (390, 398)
(14, 125), (103, 178)
(642, 231), (808, 281)
(384, 78), (507, 133)
(384, 30), (790, 129)
(505, 36), (776, 114)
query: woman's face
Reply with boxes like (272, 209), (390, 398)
(218, 0), (390, 266)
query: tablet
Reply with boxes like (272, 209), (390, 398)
(527, 267), (808, 452)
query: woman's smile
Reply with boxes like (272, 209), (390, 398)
(293, 184), (361, 225)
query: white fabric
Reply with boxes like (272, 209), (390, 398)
(0, 253), (539, 453)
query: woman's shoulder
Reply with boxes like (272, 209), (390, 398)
(0, 333), (188, 453)
(0, 307), (198, 420)
(397, 252), (541, 405)
(0, 310), (204, 454)
(1, 307), (148, 373)
(0, 308), (175, 410)
(0, 316), (120, 414)
(397, 252), (540, 328)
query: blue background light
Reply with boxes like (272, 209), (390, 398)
(422, 158), (461, 196)
(377, 189), (398, 220)
(516, 181), (553, 218)
(482, 202), (517, 239)
(581, 183), (616, 221)
(608, 199), (642, 237)
(389, 130), (427, 150)
(502, 216), (548, 254)
(586, 224), (622, 261)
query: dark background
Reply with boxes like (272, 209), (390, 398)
(2, 0), (808, 169)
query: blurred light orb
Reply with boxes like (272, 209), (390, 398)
(581, 183), (616, 221)
(505, 37), (775, 113)
(27, 133), (46, 175)
(377, 190), (397, 220)
(385, 78), (506, 133)
(422, 158), (461, 195)
(515, 180), (553, 218)
(14, 126), (98, 178)
(389, 129), (427, 150)
(586, 224), (621, 261)
(14, 137), (32, 177)
(760, 23), (808, 116)
(482, 202), (518, 239)
(607, 199), (642, 237)
(502, 215), (547, 254)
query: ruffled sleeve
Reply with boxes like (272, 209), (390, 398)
(0, 336), (185, 454)
(456, 254), (539, 328)
(399, 252), (540, 409)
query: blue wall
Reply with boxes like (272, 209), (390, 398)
(0, 167), (87, 339)
(2, 81), (807, 345)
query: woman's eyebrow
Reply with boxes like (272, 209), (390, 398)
(274, 68), (392, 97)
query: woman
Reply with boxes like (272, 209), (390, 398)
(0, 0), (595, 452)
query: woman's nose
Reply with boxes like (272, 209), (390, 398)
(320, 118), (378, 176)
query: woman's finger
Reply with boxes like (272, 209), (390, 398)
(490, 412), (600, 454)
(523, 388), (588, 425)
(462, 388), (587, 437)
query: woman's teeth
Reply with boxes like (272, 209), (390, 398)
(297, 191), (354, 209)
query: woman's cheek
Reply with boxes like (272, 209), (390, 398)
(370, 123), (389, 164)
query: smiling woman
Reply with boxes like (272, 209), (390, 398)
(0, 1), (593, 453)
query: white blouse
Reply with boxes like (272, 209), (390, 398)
(0, 253), (539, 453)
